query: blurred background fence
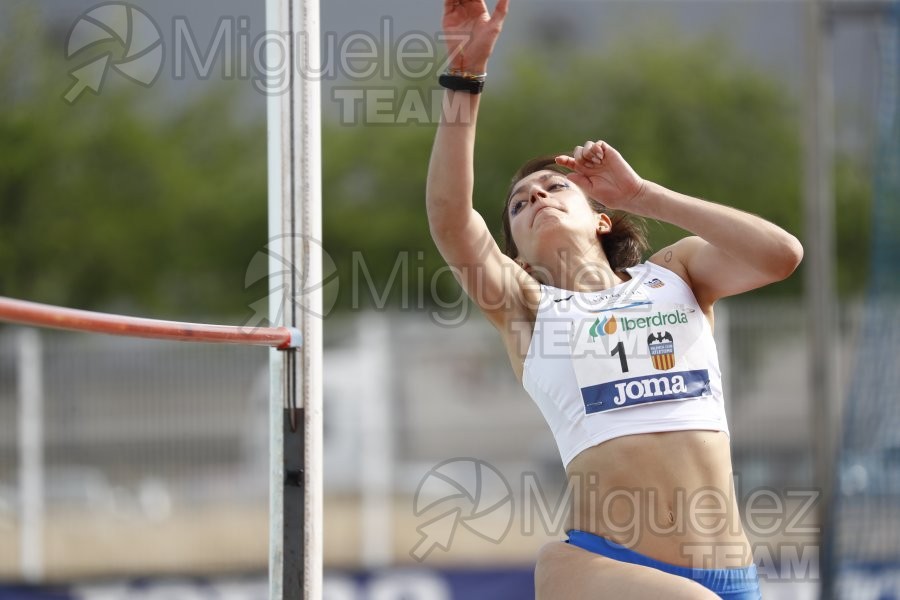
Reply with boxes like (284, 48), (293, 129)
(0, 332), (271, 578)
(0, 298), (845, 587)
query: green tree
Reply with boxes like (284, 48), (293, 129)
(0, 11), (870, 322)
(323, 37), (870, 307)
(0, 11), (268, 319)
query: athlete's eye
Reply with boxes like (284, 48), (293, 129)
(549, 182), (568, 192)
(510, 199), (526, 216)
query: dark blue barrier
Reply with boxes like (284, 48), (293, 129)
(328, 567), (535, 599)
(0, 586), (72, 600)
(0, 567), (535, 600)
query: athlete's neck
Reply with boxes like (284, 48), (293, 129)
(533, 246), (628, 292)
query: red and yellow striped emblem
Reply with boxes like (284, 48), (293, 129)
(648, 332), (676, 371)
(651, 353), (675, 371)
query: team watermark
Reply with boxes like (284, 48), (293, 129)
(64, 2), (469, 124)
(241, 235), (480, 328)
(410, 457), (822, 581)
(239, 235), (684, 330)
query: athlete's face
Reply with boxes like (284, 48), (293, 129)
(506, 170), (605, 264)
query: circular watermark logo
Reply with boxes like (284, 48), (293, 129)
(64, 2), (164, 104)
(243, 235), (340, 328)
(410, 458), (514, 562)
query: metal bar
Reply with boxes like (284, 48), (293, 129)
(265, 0), (289, 596)
(17, 328), (44, 582)
(804, 1), (840, 598)
(266, 0), (323, 597)
(293, 0), (324, 594)
(360, 315), (394, 568)
(0, 296), (301, 349)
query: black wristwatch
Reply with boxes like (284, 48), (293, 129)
(438, 73), (485, 95)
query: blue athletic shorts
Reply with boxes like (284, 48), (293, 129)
(566, 530), (761, 599)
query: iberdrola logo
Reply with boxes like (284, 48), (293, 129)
(589, 315), (618, 341)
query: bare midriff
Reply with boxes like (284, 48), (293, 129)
(563, 429), (752, 569)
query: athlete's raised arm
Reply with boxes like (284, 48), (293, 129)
(426, 0), (535, 327)
(556, 140), (804, 310)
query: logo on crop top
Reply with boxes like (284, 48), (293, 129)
(585, 310), (689, 343)
(648, 332), (676, 371)
(620, 310), (688, 332)
(581, 369), (712, 413)
(609, 370), (709, 408)
(644, 278), (666, 289)
(588, 315), (618, 340)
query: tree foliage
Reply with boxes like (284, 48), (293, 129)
(0, 11), (869, 321)
(0, 12), (267, 319)
(324, 36), (869, 306)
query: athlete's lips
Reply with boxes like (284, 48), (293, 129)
(531, 204), (560, 227)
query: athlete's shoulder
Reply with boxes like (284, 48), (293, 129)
(647, 237), (704, 290)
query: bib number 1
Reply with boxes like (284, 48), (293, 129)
(611, 341), (629, 373)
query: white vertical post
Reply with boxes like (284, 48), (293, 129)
(265, 2), (286, 594)
(17, 328), (44, 582)
(266, 0), (323, 598)
(804, 1), (838, 598)
(359, 314), (394, 568)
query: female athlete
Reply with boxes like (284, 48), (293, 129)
(427, 1), (803, 598)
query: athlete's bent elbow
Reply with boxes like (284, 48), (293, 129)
(773, 234), (804, 280)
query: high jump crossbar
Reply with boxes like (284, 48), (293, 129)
(0, 296), (303, 349)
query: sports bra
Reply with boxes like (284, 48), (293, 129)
(522, 262), (729, 468)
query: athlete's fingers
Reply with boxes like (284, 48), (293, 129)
(583, 140), (595, 157)
(444, 0), (488, 13)
(491, 0), (510, 23)
(573, 145), (585, 164)
(576, 144), (600, 171)
(555, 155), (577, 169)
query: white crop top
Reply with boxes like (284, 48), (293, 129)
(522, 262), (729, 468)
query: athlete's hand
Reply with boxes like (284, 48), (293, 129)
(442, 0), (509, 74)
(555, 141), (646, 212)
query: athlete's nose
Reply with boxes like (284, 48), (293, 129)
(530, 188), (548, 203)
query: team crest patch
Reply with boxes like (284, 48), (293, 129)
(648, 332), (675, 371)
(644, 278), (665, 289)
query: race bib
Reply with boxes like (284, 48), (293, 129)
(568, 298), (712, 414)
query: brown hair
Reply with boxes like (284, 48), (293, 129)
(500, 155), (649, 272)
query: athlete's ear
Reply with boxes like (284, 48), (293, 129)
(515, 257), (532, 273)
(596, 213), (613, 235)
